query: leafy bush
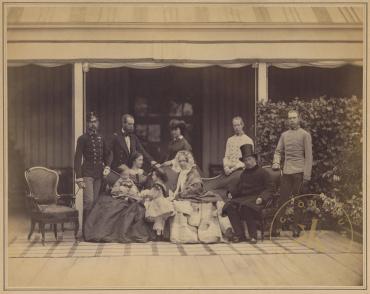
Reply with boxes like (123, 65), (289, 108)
(256, 96), (363, 226)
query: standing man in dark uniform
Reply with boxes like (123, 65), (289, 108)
(74, 112), (111, 235)
(108, 114), (160, 172)
(222, 144), (274, 244)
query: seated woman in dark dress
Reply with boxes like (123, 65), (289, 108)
(83, 164), (156, 243)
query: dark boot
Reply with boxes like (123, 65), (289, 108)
(292, 224), (302, 238)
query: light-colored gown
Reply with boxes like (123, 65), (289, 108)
(169, 166), (232, 243)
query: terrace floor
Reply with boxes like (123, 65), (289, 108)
(5, 210), (364, 290)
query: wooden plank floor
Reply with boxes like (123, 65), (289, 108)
(6, 212), (364, 289)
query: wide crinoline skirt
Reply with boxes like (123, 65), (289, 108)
(84, 194), (156, 243)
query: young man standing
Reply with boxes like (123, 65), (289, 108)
(223, 116), (254, 176)
(272, 110), (313, 237)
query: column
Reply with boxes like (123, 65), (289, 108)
(258, 62), (268, 103)
(73, 62), (84, 237)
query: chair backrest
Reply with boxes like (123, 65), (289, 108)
(159, 165), (281, 198)
(25, 167), (59, 204)
(159, 165), (179, 192)
(103, 170), (121, 186)
(262, 165), (282, 192)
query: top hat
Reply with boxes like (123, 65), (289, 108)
(239, 144), (258, 161)
(87, 111), (98, 122)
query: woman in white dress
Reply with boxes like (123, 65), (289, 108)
(169, 150), (233, 243)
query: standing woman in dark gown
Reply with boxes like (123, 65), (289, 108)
(163, 119), (192, 164)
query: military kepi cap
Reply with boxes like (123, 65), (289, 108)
(87, 111), (98, 122)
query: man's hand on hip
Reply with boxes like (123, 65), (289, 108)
(301, 179), (310, 194)
(76, 179), (86, 189)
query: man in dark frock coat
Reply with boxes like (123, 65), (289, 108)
(223, 144), (274, 244)
(108, 114), (160, 172)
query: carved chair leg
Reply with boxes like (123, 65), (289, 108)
(28, 219), (36, 240)
(61, 223), (65, 232)
(53, 224), (58, 240)
(40, 223), (46, 246)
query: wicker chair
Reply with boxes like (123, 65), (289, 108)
(25, 167), (79, 245)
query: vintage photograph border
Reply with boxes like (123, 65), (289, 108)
(1, 0), (368, 291)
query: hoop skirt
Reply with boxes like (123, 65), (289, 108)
(84, 194), (156, 243)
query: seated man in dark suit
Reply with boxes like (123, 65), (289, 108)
(222, 144), (274, 244)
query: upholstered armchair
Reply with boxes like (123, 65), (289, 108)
(24, 167), (79, 245)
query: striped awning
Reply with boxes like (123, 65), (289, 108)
(6, 4), (363, 63)
(7, 5), (363, 28)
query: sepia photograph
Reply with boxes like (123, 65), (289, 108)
(1, 0), (368, 292)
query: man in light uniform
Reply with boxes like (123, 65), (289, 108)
(272, 110), (313, 237)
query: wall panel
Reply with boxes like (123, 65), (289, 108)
(8, 65), (73, 169)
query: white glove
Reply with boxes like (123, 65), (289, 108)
(103, 166), (111, 176)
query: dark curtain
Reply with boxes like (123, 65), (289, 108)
(7, 64), (73, 204)
(268, 65), (363, 102)
(202, 66), (256, 176)
(86, 67), (203, 168)
(86, 67), (130, 138)
(85, 66), (256, 176)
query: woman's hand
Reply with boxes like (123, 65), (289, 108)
(224, 167), (232, 176)
(151, 160), (161, 168)
(162, 160), (173, 167)
(256, 197), (263, 205)
(168, 190), (175, 201)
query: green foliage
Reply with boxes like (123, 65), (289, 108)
(256, 96), (363, 226)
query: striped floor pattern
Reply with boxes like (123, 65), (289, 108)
(8, 231), (362, 259)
